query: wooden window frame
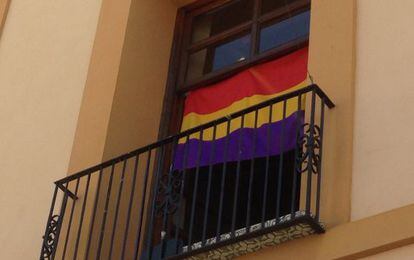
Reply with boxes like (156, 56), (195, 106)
(158, 0), (310, 139)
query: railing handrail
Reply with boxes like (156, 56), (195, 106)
(55, 84), (334, 185)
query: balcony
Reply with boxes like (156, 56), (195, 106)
(40, 84), (334, 260)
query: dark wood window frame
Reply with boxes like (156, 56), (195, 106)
(158, 0), (310, 139)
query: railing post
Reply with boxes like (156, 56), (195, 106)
(96, 164), (116, 260)
(306, 90), (316, 215)
(291, 94), (303, 219)
(315, 97), (326, 221)
(109, 159), (129, 259)
(120, 155), (139, 260)
(160, 137), (179, 259)
(72, 173), (92, 260)
(231, 115), (245, 236)
(262, 104), (273, 227)
(142, 145), (165, 260)
(40, 184), (71, 260)
(85, 168), (103, 260)
(174, 135), (190, 254)
(133, 150), (152, 260)
(61, 179), (80, 260)
(40, 186), (59, 260)
(216, 119), (231, 239)
(51, 192), (69, 260)
(246, 110), (259, 231)
(276, 100), (287, 221)
(188, 130), (204, 251)
(202, 126), (216, 245)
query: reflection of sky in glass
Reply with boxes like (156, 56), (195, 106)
(259, 11), (310, 53)
(212, 35), (251, 71)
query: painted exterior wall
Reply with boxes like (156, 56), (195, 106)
(0, 0), (102, 259)
(67, 0), (177, 171)
(94, 1), (177, 258)
(352, 0), (414, 220)
(101, 0), (177, 160)
(63, 0), (177, 258)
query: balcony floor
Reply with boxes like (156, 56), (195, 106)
(172, 212), (324, 259)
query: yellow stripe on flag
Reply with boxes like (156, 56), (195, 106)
(179, 81), (307, 143)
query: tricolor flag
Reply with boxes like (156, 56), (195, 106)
(174, 47), (309, 170)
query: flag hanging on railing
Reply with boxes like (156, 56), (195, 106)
(174, 47), (309, 170)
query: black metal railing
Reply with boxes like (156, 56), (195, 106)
(40, 84), (334, 260)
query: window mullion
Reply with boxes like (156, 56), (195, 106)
(187, 21), (253, 53)
(250, 0), (261, 57)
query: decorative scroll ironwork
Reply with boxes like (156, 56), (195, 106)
(155, 169), (183, 216)
(295, 123), (321, 175)
(41, 215), (60, 260)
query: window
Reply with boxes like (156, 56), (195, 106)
(178, 0), (310, 90)
(156, 0), (312, 253)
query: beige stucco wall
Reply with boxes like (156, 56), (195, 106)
(102, 0), (177, 160)
(93, 0), (177, 258)
(352, 0), (414, 220)
(0, 0), (102, 259)
(63, 0), (177, 258)
(67, 0), (177, 171)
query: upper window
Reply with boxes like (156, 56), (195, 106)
(179, 0), (311, 90)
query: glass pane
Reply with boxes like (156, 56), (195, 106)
(191, 0), (254, 43)
(261, 0), (300, 14)
(259, 11), (310, 53)
(186, 34), (251, 82)
(186, 49), (208, 83)
(212, 34), (250, 71)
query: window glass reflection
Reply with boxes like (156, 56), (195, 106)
(186, 34), (251, 82)
(191, 0), (254, 43)
(259, 11), (310, 53)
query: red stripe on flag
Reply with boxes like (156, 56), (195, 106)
(183, 47), (308, 116)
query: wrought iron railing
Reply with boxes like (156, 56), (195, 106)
(40, 84), (334, 260)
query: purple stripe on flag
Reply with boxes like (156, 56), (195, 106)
(173, 111), (303, 170)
